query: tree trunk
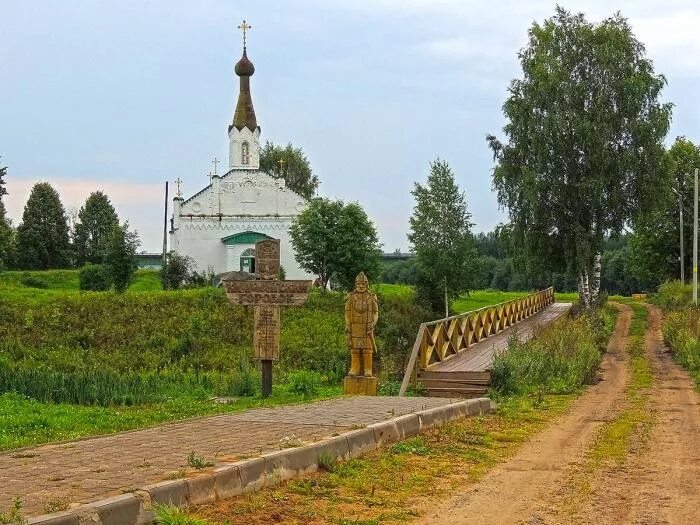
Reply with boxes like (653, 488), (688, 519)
(591, 251), (602, 306)
(579, 270), (591, 309)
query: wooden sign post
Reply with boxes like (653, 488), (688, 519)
(223, 239), (311, 397)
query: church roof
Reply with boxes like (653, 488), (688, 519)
(230, 47), (258, 133)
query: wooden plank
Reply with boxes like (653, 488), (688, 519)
(428, 302), (572, 373)
(418, 379), (491, 388)
(418, 370), (491, 381)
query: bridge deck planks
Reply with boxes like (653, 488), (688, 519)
(428, 302), (573, 373)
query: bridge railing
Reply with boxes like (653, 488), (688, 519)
(398, 287), (555, 396)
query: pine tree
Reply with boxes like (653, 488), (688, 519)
(73, 191), (119, 266)
(408, 159), (478, 314)
(15, 182), (71, 269)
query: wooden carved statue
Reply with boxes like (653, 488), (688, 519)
(345, 272), (379, 377)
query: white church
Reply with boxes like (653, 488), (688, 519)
(169, 32), (312, 280)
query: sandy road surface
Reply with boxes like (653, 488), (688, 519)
(562, 305), (700, 525)
(418, 303), (700, 525)
(417, 303), (632, 525)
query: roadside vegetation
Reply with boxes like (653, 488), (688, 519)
(657, 280), (700, 388)
(491, 307), (616, 396)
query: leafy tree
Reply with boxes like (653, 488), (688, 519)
(259, 141), (319, 200)
(408, 159), (479, 314)
(487, 7), (671, 308)
(161, 252), (196, 290)
(627, 137), (700, 287)
(74, 191), (119, 266)
(289, 197), (382, 290)
(15, 182), (71, 269)
(106, 222), (140, 292)
(0, 159), (15, 269)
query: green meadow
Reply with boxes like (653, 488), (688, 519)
(0, 269), (578, 450)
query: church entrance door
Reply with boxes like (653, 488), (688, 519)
(240, 247), (256, 274)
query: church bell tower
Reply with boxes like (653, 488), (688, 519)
(229, 20), (260, 170)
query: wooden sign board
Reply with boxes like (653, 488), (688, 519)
(253, 305), (280, 361)
(255, 239), (280, 280)
(223, 279), (312, 306)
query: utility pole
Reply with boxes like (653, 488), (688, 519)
(694, 169), (698, 305)
(679, 189), (685, 283)
(162, 181), (169, 268)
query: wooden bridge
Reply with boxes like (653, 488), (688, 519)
(399, 288), (572, 397)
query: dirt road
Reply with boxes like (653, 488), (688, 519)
(564, 305), (700, 525)
(418, 303), (700, 525)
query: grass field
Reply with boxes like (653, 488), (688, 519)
(0, 269), (585, 451)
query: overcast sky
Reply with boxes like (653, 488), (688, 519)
(2, 1), (699, 252)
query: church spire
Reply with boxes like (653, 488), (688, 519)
(230, 20), (258, 133)
(228, 20), (261, 170)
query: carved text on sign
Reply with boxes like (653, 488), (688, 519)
(254, 305), (280, 361)
(255, 239), (280, 279)
(223, 279), (311, 306)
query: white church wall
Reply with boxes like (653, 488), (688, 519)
(172, 214), (312, 279)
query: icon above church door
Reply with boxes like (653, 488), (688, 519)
(240, 248), (256, 274)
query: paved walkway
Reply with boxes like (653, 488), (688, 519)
(0, 396), (453, 515)
(430, 302), (573, 372)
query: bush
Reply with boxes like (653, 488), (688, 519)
(286, 370), (323, 397)
(376, 292), (432, 380)
(662, 310), (700, 382)
(20, 273), (48, 289)
(655, 280), (693, 310)
(79, 264), (113, 291)
(491, 308), (615, 395)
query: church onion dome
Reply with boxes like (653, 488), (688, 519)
(230, 47), (258, 133)
(234, 48), (255, 76)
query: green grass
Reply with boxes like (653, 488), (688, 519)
(452, 290), (529, 313)
(0, 385), (342, 451)
(590, 300), (652, 465)
(0, 268), (160, 292)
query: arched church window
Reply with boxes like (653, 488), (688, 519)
(242, 142), (250, 165)
(240, 248), (255, 273)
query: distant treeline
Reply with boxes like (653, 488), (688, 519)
(381, 231), (661, 295)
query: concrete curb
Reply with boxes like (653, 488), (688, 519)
(27, 397), (495, 525)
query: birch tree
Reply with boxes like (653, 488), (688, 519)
(487, 7), (671, 307)
(408, 159), (478, 314)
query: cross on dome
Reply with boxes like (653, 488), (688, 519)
(238, 19), (251, 48)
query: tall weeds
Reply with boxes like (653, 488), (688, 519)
(491, 308), (616, 395)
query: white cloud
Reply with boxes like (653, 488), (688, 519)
(633, 10), (700, 74)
